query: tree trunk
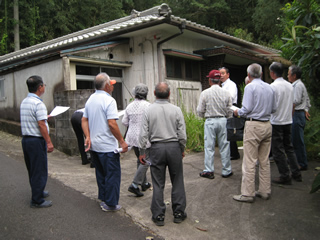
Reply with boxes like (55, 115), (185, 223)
(14, 0), (20, 51)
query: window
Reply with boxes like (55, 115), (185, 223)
(75, 64), (124, 109)
(76, 65), (100, 76)
(0, 77), (5, 101)
(165, 56), (200, 81)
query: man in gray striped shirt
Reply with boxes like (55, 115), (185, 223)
(197, 69), (233, 180)
(288, 65), (311, 171)
(20, 75), (53, 208)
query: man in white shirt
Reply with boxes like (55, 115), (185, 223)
(269, 62), (302, 185)
(220, 67), (240, 160)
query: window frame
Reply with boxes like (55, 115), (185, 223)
(0, 77), (5, 101)
(165, 55), (200, 81)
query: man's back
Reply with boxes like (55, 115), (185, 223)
(241, 79), (274, 120)
(197, 85), (232, 118)
(270, 78), (293, 125)
(20, 94), (48, 137)
(84, 90), (118, 152)
(144, 99), (186, 146)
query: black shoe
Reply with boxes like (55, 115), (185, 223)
(299, 166), (308, 171)
(30, 200), (52, 208)
(90, 163), (95, 168)
(222, 171), (233, 178)
(152, 214), (165, 226)
(82, 161), (90, 165)
(199, 171), (215, 179)
(141, 182), (151, 191)
(231, 155), (240, 160)
(128, 185), (144, 197)
(272, 177), (292, 185)
(173, 212), (187, 223)
(43, 190), (49, 198)
(292, 174), (302, 182)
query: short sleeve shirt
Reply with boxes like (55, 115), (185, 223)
(83, 90), (119, 153)
(20, 93), (49, 136)
(122, 99), (151, 148)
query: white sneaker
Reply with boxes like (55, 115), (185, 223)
(233, 195), (254, 203)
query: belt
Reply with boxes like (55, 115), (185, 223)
(151, 141), (178, 144)
(206, 116), (225, 119)
(23, 135), (43, 138)
(247, 118), (269, 122)
(295, 110), (305, 112)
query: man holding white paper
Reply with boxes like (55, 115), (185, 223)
(219, 67), (240, 160)
(82, 72), (128, 212)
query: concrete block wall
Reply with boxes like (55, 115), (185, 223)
(54, 89), (94, 155)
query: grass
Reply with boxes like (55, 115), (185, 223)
(182, 108), (205, 152)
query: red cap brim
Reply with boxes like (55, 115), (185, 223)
(110, 80), (116, 85)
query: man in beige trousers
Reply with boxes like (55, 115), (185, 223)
(233, 63), (276, 203)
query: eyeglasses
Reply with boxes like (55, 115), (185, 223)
(42, 84), (46, 87)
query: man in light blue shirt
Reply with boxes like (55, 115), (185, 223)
(233, 63), (276, 203)
(82, 73), (128, 212)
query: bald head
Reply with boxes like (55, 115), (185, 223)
(154, 82), (170, 99)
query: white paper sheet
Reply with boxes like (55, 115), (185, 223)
(49, 106), (70, 117)
(230, 105), (240, 111)
(118, 110), (125, 117)
(114, 146), (133, 153)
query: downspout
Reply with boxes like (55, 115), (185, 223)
(157, 21), (186, 83)
(138, 42), (146, 84)
(139, 39), (156, 85)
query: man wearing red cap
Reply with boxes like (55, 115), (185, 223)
(197, 70), (233, 179)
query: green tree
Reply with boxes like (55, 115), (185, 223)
(281, 0), (320, 107)
(0, 0), (125, 55)
(252, 0), (289, 45)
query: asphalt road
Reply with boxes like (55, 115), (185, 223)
(0, 152), (161, 240)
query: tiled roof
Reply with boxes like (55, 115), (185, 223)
(0, 3), (281, 68)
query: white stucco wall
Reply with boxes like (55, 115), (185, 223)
(0, 59), (64, 115)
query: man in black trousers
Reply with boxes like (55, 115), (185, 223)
(71, 108), (92, 166)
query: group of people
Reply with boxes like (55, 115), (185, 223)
(233, 63), (310, 202)
(20, 62), (310, 226)
(196, 63), (310, 203)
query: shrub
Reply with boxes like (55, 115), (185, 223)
(182, 108), (205, 152)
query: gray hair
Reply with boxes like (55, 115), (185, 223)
(247, 63), (262, 79)
(94, 72), (111, 90)
(289, 65), (302, 79)
(134, 83), (148, 99)
(269, 62), (283, 77)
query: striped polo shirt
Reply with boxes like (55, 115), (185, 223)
(20, 93), (49, 137)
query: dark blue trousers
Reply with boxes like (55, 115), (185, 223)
(91, 151), (121, 206)
(22, 136), (48, 205)
(292, 111), (308, 168)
